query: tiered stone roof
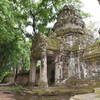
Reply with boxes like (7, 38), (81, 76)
(53, 5), (85, 36)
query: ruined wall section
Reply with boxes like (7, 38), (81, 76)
(82, 39), (100, 79)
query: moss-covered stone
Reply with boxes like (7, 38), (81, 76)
(83, 40), (100, 62)
(38, 81), (48, 88)
(55, 28), (85, 36)
(47, 38), (61, 50)
(29, 87), (94, 96)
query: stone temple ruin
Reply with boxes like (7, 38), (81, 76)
(31, 5), (100, 87)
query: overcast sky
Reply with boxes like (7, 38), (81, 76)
(81, 0), (100, 22)
(81, 0), (100, 38)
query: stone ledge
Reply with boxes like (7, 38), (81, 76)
(70, 93), (100, 100)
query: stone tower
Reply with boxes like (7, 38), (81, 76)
(52, 5), (85, 84)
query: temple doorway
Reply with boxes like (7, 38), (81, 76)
(47, 56), (55, 86)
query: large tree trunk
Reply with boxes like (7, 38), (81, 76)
(39, 50), (48, 87)
(29, 59), (36, 87)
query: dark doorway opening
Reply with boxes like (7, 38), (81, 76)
(47, 56), (55, 86)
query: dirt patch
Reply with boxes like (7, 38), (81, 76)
(0, 85), (15, 100)
(0, 91), (15, 100)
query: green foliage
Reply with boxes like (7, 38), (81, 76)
(0, 39), (31, 80)
(0, 0), (31, 80)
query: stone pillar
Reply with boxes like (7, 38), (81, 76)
(29, 59), (36, 87)
(63, 51), (70, 79)
(77, 55), (81, 78)
(68, 52), (76, 77)
(39, 50), (48, 87)
(55, 54), (63, 85)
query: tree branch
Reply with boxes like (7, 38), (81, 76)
(30, 10), (37, 34)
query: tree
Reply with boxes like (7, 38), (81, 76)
(0, 0), (30, 82)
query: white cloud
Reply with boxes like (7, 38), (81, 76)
(25, 26), (33, 34)
(47, 21), (57, 28)
(32, 0), (40, 3)
(81, 0), (100, 22)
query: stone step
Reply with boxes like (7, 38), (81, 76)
(70, 93), (100, 100)
(94, 88), (100, 93)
